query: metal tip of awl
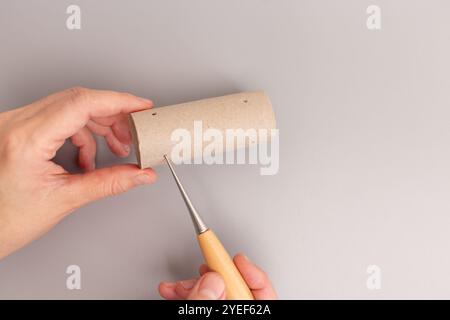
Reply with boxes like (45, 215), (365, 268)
(164, 155), (208, 234)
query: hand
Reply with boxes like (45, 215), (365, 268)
(158, 253), (277, 300)
(0, 87), (157, 259)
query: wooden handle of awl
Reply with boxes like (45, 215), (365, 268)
(197, 229), (254, 300)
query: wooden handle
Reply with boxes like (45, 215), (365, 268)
(197, 229), (254, 300)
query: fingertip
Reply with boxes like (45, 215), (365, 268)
(77, 152), (95, 172)
(142, 168), (158, 182)
(158, 282), (178, 300)
(137, 97), (153, 106)
(233, 253), (252, 268)
(134, 96), (153, 112)
(114, 143), (131, 158)
(104, 132), (131, 158)
(159, 281), (175, 290)
(233, 254), (268, 290)
(84, 161), (96, 172)
(121, 144), (131, 157)
(133, 168), (157, 186)
(232, 254), (277, 299)
(72, 127), (97, 171)
(235, 252), (249, 261)
(157, 282), (165, 296)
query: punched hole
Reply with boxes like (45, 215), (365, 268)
(152, 112), (157, 116)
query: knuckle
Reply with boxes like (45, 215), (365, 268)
(1, 128), (25, 158)
(106, 178), (128, 196)
(67, 86), (89, 104)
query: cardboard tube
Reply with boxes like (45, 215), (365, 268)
(129, 91), (276, 168)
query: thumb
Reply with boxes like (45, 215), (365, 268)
(187, 272), (226, 300)
(63, 164), (156, 208)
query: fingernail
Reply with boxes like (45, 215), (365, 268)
(135, 174), (153, 185)
(240, 253), (250, 262)
(198, 273), (225, 300)
(123, 144), (130, 155)
(91, 160), (96, 170)
(161, 281), (176, 288)
(138, 97), (152, 104)
(179, 279), (196, 290)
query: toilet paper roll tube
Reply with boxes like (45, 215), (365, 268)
(129, 91), (276, 168)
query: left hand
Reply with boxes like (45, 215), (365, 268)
(0, 87), (157, 259)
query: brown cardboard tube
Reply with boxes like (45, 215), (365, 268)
(129, 91), (276, 168)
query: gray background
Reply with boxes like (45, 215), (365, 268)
(1, 0), (450, 299)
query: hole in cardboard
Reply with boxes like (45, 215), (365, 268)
(243, 100), (248, 103)
(152, 112), (157, 116)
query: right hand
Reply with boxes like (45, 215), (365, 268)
(159, 253), (277, 300)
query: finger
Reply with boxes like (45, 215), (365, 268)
(104, 131), (130, 158)
(70, 127), (97, 171)
(158, 282), (183, 300)
(91, 114), (133, 145)
(233, 254), (277, 300)
(174, 279), (197, 299)
(199, 264), (210, 276)
(87, 121), (129, 157)
(61, 164), (157, 210)
(187, 272), (226, 300)
(111, 119), (132, 145)
(28, 87), (152, 157)
(159, 279), (198, 300)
